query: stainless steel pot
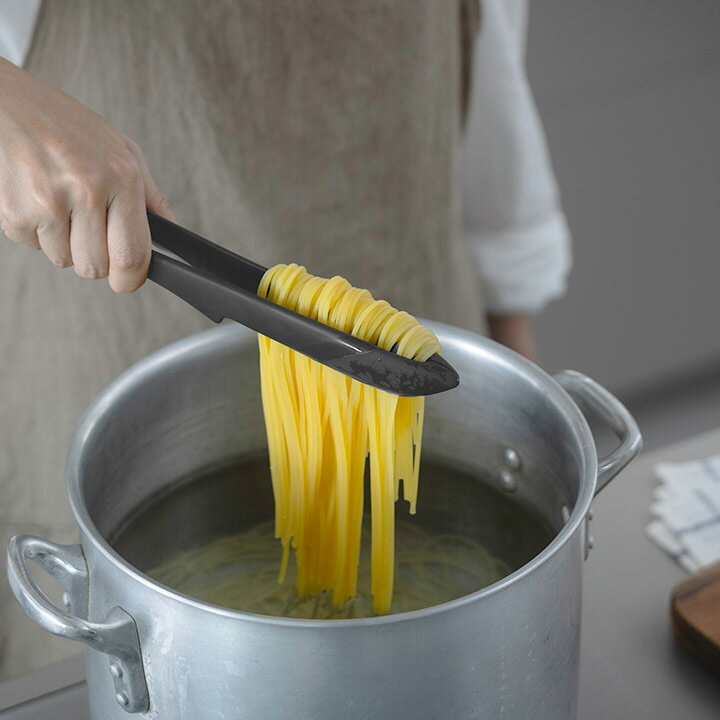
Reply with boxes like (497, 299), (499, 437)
(6, 322), (641, 719)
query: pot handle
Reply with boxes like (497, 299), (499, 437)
(554, 370), (642, 494)
(6, 535), (149, 714)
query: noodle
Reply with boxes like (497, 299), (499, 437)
(257, 264), (441, 613)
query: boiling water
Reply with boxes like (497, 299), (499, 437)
(112, 454), (553, 618)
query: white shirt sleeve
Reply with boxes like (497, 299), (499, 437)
(0, 0), (42, 66)
(461, 0), (572, 315)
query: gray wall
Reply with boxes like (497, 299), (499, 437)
(526, 0), (720, 396)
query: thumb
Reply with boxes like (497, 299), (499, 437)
(143, 170), (176, 223)
(122, 136), (177, 223)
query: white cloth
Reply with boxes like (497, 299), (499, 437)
(462, 0), (571, 313)
(647, 455), (720, 572)
(0, 0), (571, 315)
(0, 0), (40, 66)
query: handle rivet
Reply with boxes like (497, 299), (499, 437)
(587, 535), (595, 550)
(61, 592), (71, 609)
(115, 691), (129, 707)
(110, 662), (123, 679)
(503, 448), (521, 470)
(587, 509), (594, 520)
(499, 469), (517, 492)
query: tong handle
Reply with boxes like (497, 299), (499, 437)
(146, 211), (266, 292)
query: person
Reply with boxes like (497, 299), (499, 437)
(0, 0), (570, 679)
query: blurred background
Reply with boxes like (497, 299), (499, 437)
(527, 0), (720, 450)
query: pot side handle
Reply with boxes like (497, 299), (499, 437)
(554, 370), (642, 494)
(6, 535), (149, 714)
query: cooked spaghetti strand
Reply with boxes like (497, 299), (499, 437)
(258, 264), (441, 613)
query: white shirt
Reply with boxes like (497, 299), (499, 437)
(0, 0), (570, 314)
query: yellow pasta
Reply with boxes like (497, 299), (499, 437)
(257, 264), (441, 613)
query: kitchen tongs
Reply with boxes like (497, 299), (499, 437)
(145, 211), (459, 396)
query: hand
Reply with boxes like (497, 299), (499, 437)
(486, 313), (537, 362)
(0, 58), (174, 292)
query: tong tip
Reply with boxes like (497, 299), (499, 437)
(325, 351), (459, 397)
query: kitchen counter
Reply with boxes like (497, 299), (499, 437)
(3, 429), (720, 719)
(579, 427), (720, 718)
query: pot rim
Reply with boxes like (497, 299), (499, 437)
(66, 322), (597, 628)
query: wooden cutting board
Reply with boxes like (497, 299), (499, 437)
(671, 561), (720, 676)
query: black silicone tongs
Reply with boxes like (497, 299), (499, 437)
(145, 211), (459, 396)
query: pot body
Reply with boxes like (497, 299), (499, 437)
(7, 322), (641, 719)
(82, 525), (583, 720)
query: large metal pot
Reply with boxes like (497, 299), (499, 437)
(6, 321), (641, 719)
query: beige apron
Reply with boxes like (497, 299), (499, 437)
(0, 0), (484, 678)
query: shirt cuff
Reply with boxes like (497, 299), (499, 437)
(466, 211), (572, 315)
